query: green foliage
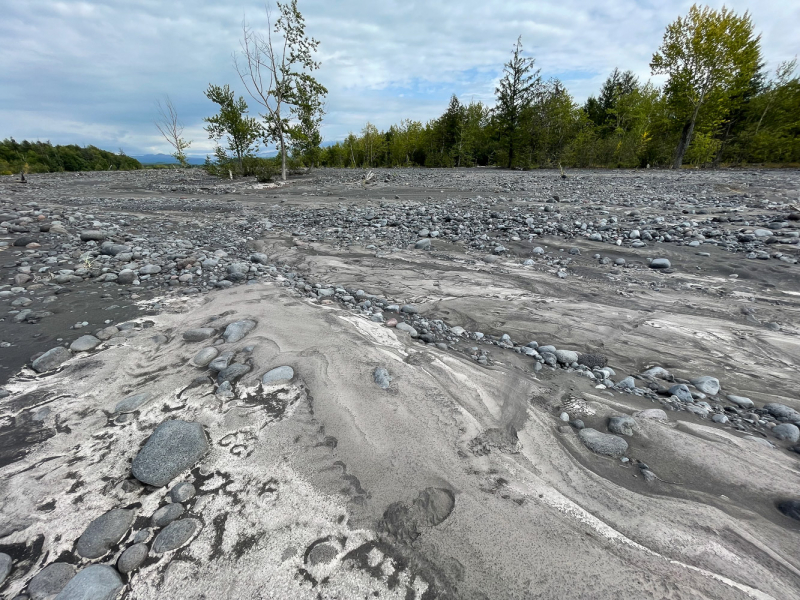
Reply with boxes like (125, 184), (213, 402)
(0, 139), (141, 175)
(203, 84), (262, 170)
(651, 4), (762, 167)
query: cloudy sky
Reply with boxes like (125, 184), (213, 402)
(1, 0), (797, 157)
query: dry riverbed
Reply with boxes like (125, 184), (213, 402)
(0, 167), (799, 599)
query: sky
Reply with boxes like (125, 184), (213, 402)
(1, 0), (798, 157)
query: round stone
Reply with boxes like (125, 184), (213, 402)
(152, 518), (201, 553)
(151, 503), (185, 527)
(169, 482), (196, 503)
(131, 420), (209, 487)
(117, 543), (149, 574)
(53, 565), (123, 600)
(28, 562), (76, 599)
(70, 335), (101, 352)
(578, 428), (628, 457)
(262, 366), (294, 386)
(76, 508), (135, 559)
(649, 258), (671, 269)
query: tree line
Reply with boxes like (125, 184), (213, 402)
(0, 139), (142, 176)
(316, 5), (798, 170)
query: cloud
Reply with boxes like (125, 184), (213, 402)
(0, 0), (796, 155)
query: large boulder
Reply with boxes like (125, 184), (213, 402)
(578, 428), (628, 457)
(131, 420), (209, 487)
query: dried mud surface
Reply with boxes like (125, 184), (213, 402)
(1, 168), (799, 600)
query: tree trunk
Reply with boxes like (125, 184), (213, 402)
(672, 104), (701, 169)
(280, 134), (286, 181)
(507, 134), (514, 169)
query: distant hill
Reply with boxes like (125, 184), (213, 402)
(130, 153), (207, 165)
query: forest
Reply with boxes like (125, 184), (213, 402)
(0, 139), (142, 175)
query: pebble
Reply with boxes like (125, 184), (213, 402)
(668, 384), (694, 403)
(117, 543), (149, 574)
(182, 328), (216, 342)
(395, 322), (418, 337)
(261, 366), (294, 385)
(69, 334), (101, 352)
(763, 403), (800, 422)
(28, 563), (76, 599)
(151, 503), (185, 527)
(54, 565), (123, 600)
(151, 518), (202, 553)
(131, 420), (209, 487)
(31, 346), (72, 373)
(222, 319), (256, 343)
(690, 376), (720, 395)
(373, 367), (392, 389)
(607, 415), (636, 436)
(578, 428), (628, 457)
(727, 394), (754, 409)
(773, 423), (800, 443)
(191, 347), (219, 367)
(169, 482), (196, 503)
(114, 392), (151, 414)
(649, 258), (671, 269)
(217, 363), (251, 385)
(76, 508), (135, 559)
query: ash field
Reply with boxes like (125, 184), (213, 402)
(0, 167), (799, 600)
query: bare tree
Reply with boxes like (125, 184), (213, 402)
(235, 0), (326, 181)
(155, 95), (191, 167)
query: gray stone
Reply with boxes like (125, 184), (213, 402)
(773, 423), (800, 443)
(32, 346), (72, 373)
(0, 552), (10, 587)
(640, 366), (671, 380)
(182, 328), (216, 342)
(100, 242), (131, 256)
(634, 409), (668, 421)
(608, 415), (636, 436)
(578, 428), (628, 457)
(649, 258), (671, 269)
(616, 376), (636, 390)
(191, 347), (219, 367)
(217, 363), (251, 385)
(373, 367), (392, 389)
(70, 335), (101, 352)
(262, 366), (294, 385)
(114, 392), (151, 414)
(138, 264), (162, 275)
(395, 322), (418, 338)
(691, 376), (720, 395)
(555, 349), (579, 365)
(764, 403), (800, 422)
(307, 543), (338, 566)
(151, 518), (201, 553)
(250, 252), (269, 264)
(669, 384), (694, 403)
(151, 503), (185, 527)
(116, 269), (136, 285)
(712, 414), (729, 424)
(414, 238), (431, 250)
(169, 482), (196, 503)
(208, 351), (234, 372)
(80, 230), (106, 242)
(727, 394), (754, 409)
(223, 319), (256, 343)
(76, 508), (135, 559)
(131, 420), (209, 487)
(117, 543), (148, 574)
(54, 565), (123, 600)
(29, 563), (76, 599)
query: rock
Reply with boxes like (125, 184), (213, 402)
(0, 552), (10, 587)
(151, 503), (185, 527)
(712, 413), (729, 424)
(100, 242), (131, 256)
(763, 403), (800, 422)
(131, 420), (209, 487)
(649, 258), (671, 269)
(669, 384), (694, 403)
(139, 264), (162, 275)
(191, 347), (219, 367)
(95, 325), (120, 340)
(182, 328), (216, 342)
(217, 363), (251, 385)
(373, 367), (392, 389)
(32, 346), (71, 373)
(381, 488), (455, 544)
(691, 376), (720, 395)
(70, 335), (101, 352)
(117, 543), (148, 574)
(261, 366), (294, 385)
(307, 543), (338, 566)
(116, 269), (137, 284)
(114, 392), (151, 414)
(54, 565), (123, 600)
(608, 415), (636, 436)
(634, 409), (668, 421)
(727, 394), (754, 409)
(250, 252), (269, 264)
(13, 236), (37, 246)
(773, 423), (800, 443)
(29, 563), (76, 599)
(151, 518), (201, 553)
(640, 366), (671, 380)
(169, 482), (196, 503)
(777, 500), (800, 521)
(555, 349), (579, 365)
(222, 319), (256, 343)
(76, 508), (135, 559)
(80, 230), (106, 242)
(616, 376), (635, 390)
(209, 351), (234, 372)
(414, 238), (431, 250)
(395, 322), (418, 337)
(577, 353), (606, 368)
(578, 428), (628, 457)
